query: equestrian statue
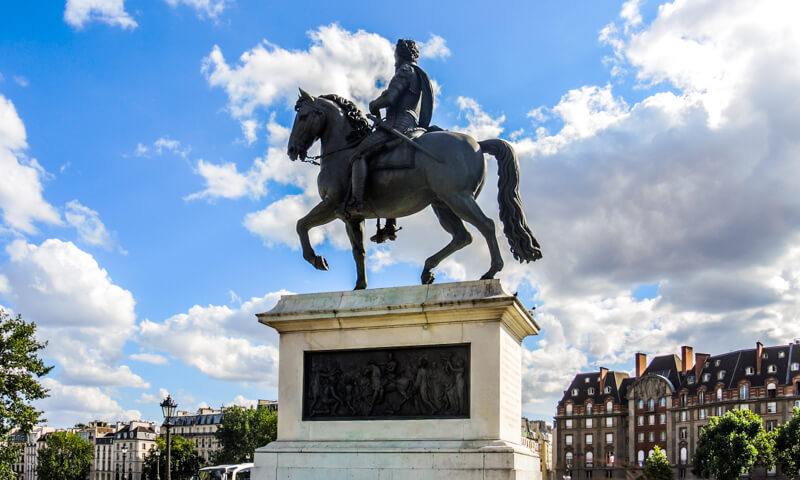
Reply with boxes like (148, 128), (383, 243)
(287, 39), (542, 290)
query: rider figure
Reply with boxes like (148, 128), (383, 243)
(344, 39), (434, 241)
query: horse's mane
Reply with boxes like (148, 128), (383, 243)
(318, 94), (371, 142)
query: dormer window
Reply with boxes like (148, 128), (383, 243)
(718, 370), (726, 380)
(572, 388), (579, 396)
(588, 388), (595, 395)
(767, 365), (777, 374)
(585, 378), (590, 383)
(778, 351), (785, 359)
(792, 363), (799, 371)
(745, 367), (754, 375)
(604, 386), (612, 394)
(687, 376), (695, 384)
(762, 353), (768, 360)
(715, 359), (721, 367)
(703, 373), (711, 382)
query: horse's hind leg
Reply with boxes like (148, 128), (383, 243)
(421, 202), (473, 284)
(441, 194), (504, 280)
(297, 199), (338, 271)
(345, 219), (367, 290)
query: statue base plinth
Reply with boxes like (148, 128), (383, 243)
(253, 280), (541, 480)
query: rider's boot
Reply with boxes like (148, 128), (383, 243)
(370, 218), (400, 243)
(346, 156), (368, 216)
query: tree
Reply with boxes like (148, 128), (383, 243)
(36, 431), (93, 480)
(645, 446), (674, 480)
(776, 407), (800, 476)
(212, 406), (277, 464)
(0, 310), (53, 480)
(142, 436), (204, 480)
(692, 409), (775, 480)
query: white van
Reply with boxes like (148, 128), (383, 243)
(197, 463), (253, 480)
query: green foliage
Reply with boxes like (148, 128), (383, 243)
(36, 431), (93, 480)
(776, 407), (800, 475)
(142, 435), (204, 480)
(212, 406), (277, 464)
(692, 409), (775, 480)
(0, 309), (53, 479)
(645, 446), (674, 480)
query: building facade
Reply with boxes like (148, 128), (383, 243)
(169, 407), (224, 463)
(555, 341), (800, 480)
(113, 420), (158, 480)
(523, 418), (555, 480)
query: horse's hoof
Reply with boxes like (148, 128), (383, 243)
(480, 272), (495, 280)
(421, 271), (435, 285)
(314, 256), (329, 271)
(354, 281), (367, 290)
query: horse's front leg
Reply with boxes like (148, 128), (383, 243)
(345, 219), (367, 290)
(297, 199), (338, 271)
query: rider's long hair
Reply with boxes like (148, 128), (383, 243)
(319, 94), (371, 142)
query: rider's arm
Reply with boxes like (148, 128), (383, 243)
(369, 64), (414, 115)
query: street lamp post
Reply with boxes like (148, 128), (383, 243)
(154, 447), (161, 480)
(121, 444), (128, 480)
(160, 395), (177, 480)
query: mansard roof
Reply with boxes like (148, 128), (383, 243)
(557, 369), (631, 407)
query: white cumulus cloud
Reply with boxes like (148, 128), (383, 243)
(65, 200), (113, 249)
(64, 0), (137, 30)
(163, 0), (228, 19)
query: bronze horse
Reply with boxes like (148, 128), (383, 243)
(287, 89), (541, 289)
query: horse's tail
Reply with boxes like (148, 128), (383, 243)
(478, 139), (542, 263)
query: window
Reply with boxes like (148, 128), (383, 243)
(586, 418), (593, 428)
(605, 417), (613, 427)
(779, 351), (786, 359)
(638, 399), (644, 409)
(660, 431), (666, 441)
(699, 391), (705, 404)
(637, 432), (644, 442)
(586, 403), (593, 415)
(585, 377), (591, 383)
(767, 365), (777, 374)
(566, 419), (573, 429)
(588, 388), (595, 395)
(716, 406), (724, 416)
(660, 413), (666, 424)
(680, 447), (688, 464)
(762, 353), (768, 360)
(767, 402), (777, 414)
(680, 410), (687, 422)
(586, 451), (594, 467)
(679, 428), (687, 440)
(648, 432), (654, 442)
(745, 366), (754, 375)
(768, 383), (777, 398)
(586, 434), (593, 445)
(606, 433), (613, 444)
(715, 359), (721, 367)
(566, 434), (573, 446)
(687, 376), (695, 384)
(606, 401), (613, 413)
(680, 393), (688, 406)
(740, 384), (749, 399)
(572, 388), (579, 396)
(703, 373), (711, 382)
(566, 452), (573, 467)
(792, 362), (799, 371)
(604, 386), (612, 394)
(649, 414), (655, 425)
(638, 450), (645, 467)
(766, 420), (777, 432)
(648, 398), (655, 411)
(716, 388), (723, 401)
(718, 370), (726, 380)
(566, 404), (573, 415)
(740, 404), (750, 411)
(638, 415), (645, 426)
(794, 400), (800, 409)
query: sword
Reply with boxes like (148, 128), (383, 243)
(367, 114), (444, 164)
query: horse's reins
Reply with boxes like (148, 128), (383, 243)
(301, 137), (363, 165)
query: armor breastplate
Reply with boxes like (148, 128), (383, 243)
(386, 70), (422, 133)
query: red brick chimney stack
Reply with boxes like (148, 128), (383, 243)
(635, 353), (647, 377)
(695, 353), (710, 381)
(681, 346), (694, 374)
(756, 341), (764, 375)
(599, 367), (608, 389)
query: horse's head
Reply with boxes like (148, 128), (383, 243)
(288, 88), (326, 161)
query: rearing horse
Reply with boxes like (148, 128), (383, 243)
(288, 89), (541, 289)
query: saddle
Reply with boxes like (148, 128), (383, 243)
(370, 127), (428, 171)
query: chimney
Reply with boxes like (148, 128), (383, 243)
(695, 353), (710, 381)
(756, 341), (764, 375)
(681, 346), (694, 374)
(599, 367), (609, 389)
(635, 353), (647, 377)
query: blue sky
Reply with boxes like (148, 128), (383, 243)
(2, 0), (800, 427)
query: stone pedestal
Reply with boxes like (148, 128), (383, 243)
(253, 279), (541, 480)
